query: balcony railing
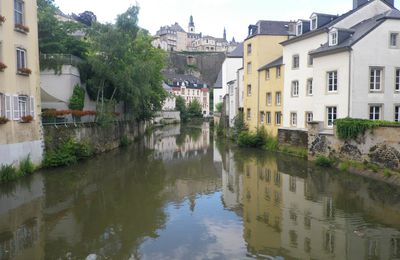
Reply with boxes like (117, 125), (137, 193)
(40, 54), (83, 73)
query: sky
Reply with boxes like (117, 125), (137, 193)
(53, 0), (398, 41)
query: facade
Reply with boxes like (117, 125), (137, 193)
(258, 58), (285, 136)
(162, 83), (176, 111)
(213, 43), (244, 112)
(0, 0), (43, 165)
(243, 20), (294, 131)
(282, 0), (400, 130)
(153, 16), (238, 52)
(164, 72), (210, 116)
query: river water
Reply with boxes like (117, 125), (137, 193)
(1, 123), (400, 260)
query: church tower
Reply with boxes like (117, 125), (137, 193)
(223, 27), (227, 41)
(188, 15), (195, 33)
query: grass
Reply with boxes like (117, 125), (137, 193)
(19, 156), (35, 175)
(315, 156), (335, 167)
(279, 145), (308, 158)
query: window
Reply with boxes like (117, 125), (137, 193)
(308, 54), (313, 66)
(390, 33), (399, 48)
(247, 85), (252, 96)
(266, 92), (272, 106)
(5, 95), (12, 119)
(292, 55), (299, 69)
(275, 112), (281, 125)
(329, 31), (338, 46)
(14, 0), (24, 25)
(290, 112), (297, 126)
(265, 69), (270, 80)
(311, 17), (317, 30)
(276, 67), (281, 78)
(266, 112), (271, 124)
(247, 43), (252, 55)
(327, 71), (338, 92)
(276, 92), (281, 106)
(306, 112), (313, 125)
(327, 107), (337, 127)
(370, 68), (383, 92)
(247, 62), (252, 74)
(291, 81), (299, 97)
(247, 108), (251, 120)
(395, 106), (399, 122)
(369, 105), (382, 120)
(260, 111), (265, 123)
(296, 22), (302, 36)
(16, 48), (27, 69)
(18, 96), (28, 118)
(307, 78), (313, 96)
(0, 94), (3, 117)
(395, 69), (400, 91)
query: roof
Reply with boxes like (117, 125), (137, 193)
(258, 56), (283, 71)
(163, 71), (207, 88)
(246, 20), (292, 40)
(213, 70), (223, 89)
(281, 0), (385, 46)
(310, 9), (400, 57)
(227, 42), (244, 58)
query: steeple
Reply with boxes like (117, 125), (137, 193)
(223, 27), (227, 41)
(188, 15), (195, 33)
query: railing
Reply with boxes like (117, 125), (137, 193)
(40, 54), (84, 72)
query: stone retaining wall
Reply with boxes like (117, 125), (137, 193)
(277, 128), (308, 148)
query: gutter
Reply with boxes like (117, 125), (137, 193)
(348, 50), (352, 117)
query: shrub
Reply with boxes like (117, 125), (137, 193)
(69, 84), (85, 111)
(0, 165), (18, 183)
(265, 137), (278, 151)
(232, 111), (248, 140)
(0, 116), (9, 124)
(384, 169), (393, 178)
(238, 128), (267, 148)
(336, 118), (400, 140)
(315, 156), (334, 167)
(338, 161), (350, 172)
(44, 139), (93, 167)
(19, 156), (35, 175)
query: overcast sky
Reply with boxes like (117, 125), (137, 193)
(54, 0), (398, 41)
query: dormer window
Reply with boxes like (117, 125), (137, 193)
(296, 22), (303, 36)
(311, 16), (318, 30)
(329, 30), (338, 46)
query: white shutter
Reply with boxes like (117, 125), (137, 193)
(5, 95), (12, 119)
(30, 96), (35, 118)
(13, 95), (20, 120)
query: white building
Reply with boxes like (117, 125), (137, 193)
(213, 43), (244, 112)
(162, 83), (176, 111)
(282, 0), (400, 130)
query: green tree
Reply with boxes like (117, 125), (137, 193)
(68, 84), (85, 110)
(187, 99), (203, 118)
(175, 96), (187, 122)
(216, 102), (223, 113)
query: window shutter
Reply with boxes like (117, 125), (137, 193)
(30, 96), (35, 118)
(5, 95), (12, 119)
(13, 95), (20, 120)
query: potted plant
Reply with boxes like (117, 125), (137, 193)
(20, 115), (33, 123)
(0, 15), (5, 25)
(15, 23), (29, 33)
(0, 62), (6, 72)
(0, 116), (9, 125)
(17, 67), (32, 75)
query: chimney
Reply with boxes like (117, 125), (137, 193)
(353, 0), (369, 9)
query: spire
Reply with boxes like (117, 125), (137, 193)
(189, 15), (194, 27)
(223, 27), (227, 41)
(231, 37), (236, 43)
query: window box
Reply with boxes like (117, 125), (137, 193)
(0, 116), (9, 125)
(17, 67), (31, 76)
(14, 23), (30, 33)
(0, 62), (7, 72)
(0, 15), (5, 25)
(20, 115), (33, 123)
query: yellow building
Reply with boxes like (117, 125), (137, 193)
(0, 0), (43, 165)
(258, 58), (284, 136)
(243, 21), (293, 134)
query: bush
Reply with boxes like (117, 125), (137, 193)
(44, 139), (93, 167)
(232, 111), (247, 140)
(338, 161), (350, 172)
(19, 156), (35, 176)
(315, 156), (334, 167)
(69, 84), (85, 111)
(336, 118), (400, 140)
(238, 128), (267, 148)
(0, 165), (18, 183)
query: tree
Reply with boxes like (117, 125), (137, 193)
(69, 84), (85, 110)
(175, 96), (187, 122)
(187, 99), (203, 118)
(216, 102), (223, 113)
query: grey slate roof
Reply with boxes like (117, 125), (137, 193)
(227, 42), (244, 58)
(281, 0), (393, 46)
(258, 56), (283, 71)
(310, 9), (400, 57)
(163, 71), (207, 88)
(247, 20), (292, 39)
(213, 70), (223, 89)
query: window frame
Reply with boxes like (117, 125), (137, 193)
(247, 108), (251, 121)
(247, 43), (252, 55)
(266, 112), (271, 125)
(292, 55), (300, 69)
(247, 84), (252, 97)
(247, 62), (252, 74)
(329, 31), (338, 46)
(266, 92), (272, 106)
(369, 67), (384, 92)
(290, 112), (297, 127)
(311, 16), (318, 30)
(369, 105), (382, 121)
(291, 80), (299, 97)
(327, 71), (338, 93)
(305, 112), (313, 125)
(326, 106), (337, 128)
(307, 78), (313, 96)
(395, 105), (400, 122)
(265, 69), (270, 80)
(260, 111), (265, 123)
(275, 112), (282, 126)
(16, 47), (27, 70)
(0, 93), (3, 117)
(395, 68), (400, 92)
(276, 66), (281, 78)
(276, 91), (281, 106)
(296, 22), (303, 36)
(14, 0), (25, 25)
(390, 32), (399, 48)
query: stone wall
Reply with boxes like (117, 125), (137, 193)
(44, 121), (150, 154)
(154, 111), (181, 125)
(308, 122), (400, 170)
(277, 128), (308, 148)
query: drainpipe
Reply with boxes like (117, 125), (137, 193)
(257, 70), (261, 129)
(347, 50), (352, 117)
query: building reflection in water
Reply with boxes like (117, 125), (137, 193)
(217, 147), (400, 260)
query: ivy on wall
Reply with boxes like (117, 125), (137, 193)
(335, 118), (400, 140)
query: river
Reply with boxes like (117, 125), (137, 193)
(1, 123), (400, 260)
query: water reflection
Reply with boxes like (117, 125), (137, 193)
(0, 123), (400, 259)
